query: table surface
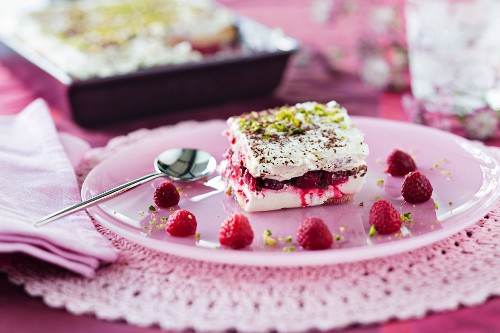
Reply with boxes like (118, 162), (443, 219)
(0, 1), (499, 332)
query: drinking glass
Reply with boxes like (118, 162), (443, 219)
(406, 0), (500, 115)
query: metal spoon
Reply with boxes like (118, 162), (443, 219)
(34, 148), (217, 227)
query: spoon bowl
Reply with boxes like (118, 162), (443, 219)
(35, 148), (217, 227)
(155, 148), (216, 181)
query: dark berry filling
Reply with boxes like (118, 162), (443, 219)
(242, 167), (349, 192)
(257, 178), (285, 191)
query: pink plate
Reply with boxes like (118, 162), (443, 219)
(82, 118), (500, 266)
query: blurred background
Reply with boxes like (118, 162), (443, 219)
(0, 0), (499, 142)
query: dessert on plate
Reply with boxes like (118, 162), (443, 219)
(221, 101), (369, 212)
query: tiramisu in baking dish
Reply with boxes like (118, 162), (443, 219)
(12, 0), (238, 79)
(221, 101), (369, 212)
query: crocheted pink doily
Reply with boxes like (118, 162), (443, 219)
(2, 122), (500, 333)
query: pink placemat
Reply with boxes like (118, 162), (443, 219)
(1, 122), (499, 333)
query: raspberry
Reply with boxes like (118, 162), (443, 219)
(369, 200), (402, 234)
(402, 171), (433, 203)
(386, 150), (417, 176)
(165, 209), (197, 237)
(219, 214), (254, 249)
(297, 217), (333, 250)
(154, 181), (180, 208)
(242, 168), (258, 192)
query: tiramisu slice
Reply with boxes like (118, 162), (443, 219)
(221, 101), (369, 212)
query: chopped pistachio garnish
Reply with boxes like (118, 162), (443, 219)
(285, 236), (293, 243)
(176, 187), (183, 191)
(289, 128), (304, 135)
(263, 229), (272, 238)
(282, 246), (297, 252)
(369, 225), (376, 237)
(375, 196), (381, 201)
(401, 212), (414, 224)
(339, 226), (346, 232)
(138, 211), (145, 216)
(448, 201), (453, 206)
(376, 179), (384, 186)
(160, 217), (168, 222)
(435, 163), (440, 168)
(148, 205), (156, 211)
(375, 158), (382, 164)
(434, 202), (439, 210)
(195, 233), (201, 241)
(238, 103), (348, 138)
(333, 234), (344, 241)
(170, 207), (175, 211)
(264, 237), (277, 246)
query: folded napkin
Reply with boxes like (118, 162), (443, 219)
(0, 99), (118, 278)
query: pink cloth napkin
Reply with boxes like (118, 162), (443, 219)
(0, 99), (118, 278)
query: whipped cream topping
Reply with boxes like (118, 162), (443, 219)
(226, 101), (369, 181)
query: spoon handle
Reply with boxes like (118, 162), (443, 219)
(34, 172), (164, 227)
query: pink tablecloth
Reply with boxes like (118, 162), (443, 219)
(0, 1), (499, 332)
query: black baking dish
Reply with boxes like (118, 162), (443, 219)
(0, 17), (298, 127)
